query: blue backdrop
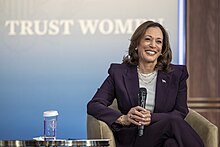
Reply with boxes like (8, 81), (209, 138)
(0, 0), (182, 139)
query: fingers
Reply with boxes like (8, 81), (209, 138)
(127, 106), (151, 126)
(135, 106), (148, 112)
(140, 113), (151, 126)
(128, 113), (141, 126)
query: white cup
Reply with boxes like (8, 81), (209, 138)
(43, 110), (58, 141)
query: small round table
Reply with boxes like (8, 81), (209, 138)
(0, 139), (110, 147)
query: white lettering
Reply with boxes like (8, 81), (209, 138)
(4, 20), (74, 36)
(4, 19), (164, 36)
(78, 19), (164, 35)
(79, 19), (99, 34)
(114, 19), (133, 34)
(157, 18), (164, 25)
(34, 20), (47, 35)
(135, 19), (148, 28)
(20, 20), (34, 35)
(99, 19), (114, 35)
(5, 20), (19, 35)
(48, 20), (60, 35)
(60, 20), (74, 35)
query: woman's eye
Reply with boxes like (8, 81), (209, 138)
(144, 38), (151, 41)
(156, 40), (162, 44)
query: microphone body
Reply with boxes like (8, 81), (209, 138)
(138, 87), (147, 136)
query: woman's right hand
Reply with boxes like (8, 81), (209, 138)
(127, 106), (151, 126)
(116, 106), (151, 126)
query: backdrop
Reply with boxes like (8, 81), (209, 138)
(0, 0), (183, 139)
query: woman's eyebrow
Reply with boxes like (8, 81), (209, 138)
(144, 35), (162, 40)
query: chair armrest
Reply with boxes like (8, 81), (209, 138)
(87, 108), (218, 147)
(87, 115), (116, 147)
(185, 109), (218, 147)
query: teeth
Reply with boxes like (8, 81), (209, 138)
(146, 51), (156, 55)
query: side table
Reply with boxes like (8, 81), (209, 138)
(0, 139), (110, 147)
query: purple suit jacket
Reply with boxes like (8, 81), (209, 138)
(87, 63), (189, 130)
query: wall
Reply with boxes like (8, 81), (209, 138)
(186, 0), (220, 146)
(0, 0), (180, 139)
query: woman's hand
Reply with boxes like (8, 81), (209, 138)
(127, 106), (151, 126)
(116, 106), (151, 126)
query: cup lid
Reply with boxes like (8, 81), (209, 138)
(43, 110), (58, 117)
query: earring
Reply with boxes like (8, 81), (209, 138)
(135, 47), (138, 50)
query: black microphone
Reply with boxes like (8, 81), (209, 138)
(138, 87), (147, 137)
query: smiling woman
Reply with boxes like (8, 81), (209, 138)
(136, 27), (163, 68)
(87, 21), (205, 147)
(0, 0), (184, 141)
(123, 21), (172, 72)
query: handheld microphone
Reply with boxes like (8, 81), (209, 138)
(138, 87), (147, 136)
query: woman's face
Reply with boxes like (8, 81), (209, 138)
(137, 26), (163, 65)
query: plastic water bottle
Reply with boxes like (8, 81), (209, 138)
(43, 110), (58, 141)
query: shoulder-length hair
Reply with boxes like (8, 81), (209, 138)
(123, 21), (172, 72)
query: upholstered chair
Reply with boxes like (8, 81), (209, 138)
(87, 100), (218, 147)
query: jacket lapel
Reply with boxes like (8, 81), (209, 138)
(123, 65), (139, 107)
(122, 65), (171, 111)
(154, 70), (170, 112)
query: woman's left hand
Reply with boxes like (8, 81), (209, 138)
(127, 106), (151, 126)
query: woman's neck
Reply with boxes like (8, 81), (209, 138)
(138, 62), (156, 74)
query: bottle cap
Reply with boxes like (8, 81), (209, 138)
(43, 110), (58, 117)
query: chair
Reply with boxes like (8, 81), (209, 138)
(87, 100), (218, 147)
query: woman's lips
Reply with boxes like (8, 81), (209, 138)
(145, 50), (156, 55)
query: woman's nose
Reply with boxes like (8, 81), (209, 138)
(149, 40), (156, 48)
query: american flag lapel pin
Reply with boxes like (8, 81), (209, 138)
(162, 79), (166, 83)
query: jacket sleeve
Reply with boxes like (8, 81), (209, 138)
(151, 65), (189, 122)
(87, 64), (122, 127)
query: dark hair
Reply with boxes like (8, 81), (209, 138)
(123, 21), (172, 72)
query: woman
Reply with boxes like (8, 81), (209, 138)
(87, 21), (204, 147)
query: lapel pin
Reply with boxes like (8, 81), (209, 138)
(162, 79), (166, 83)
